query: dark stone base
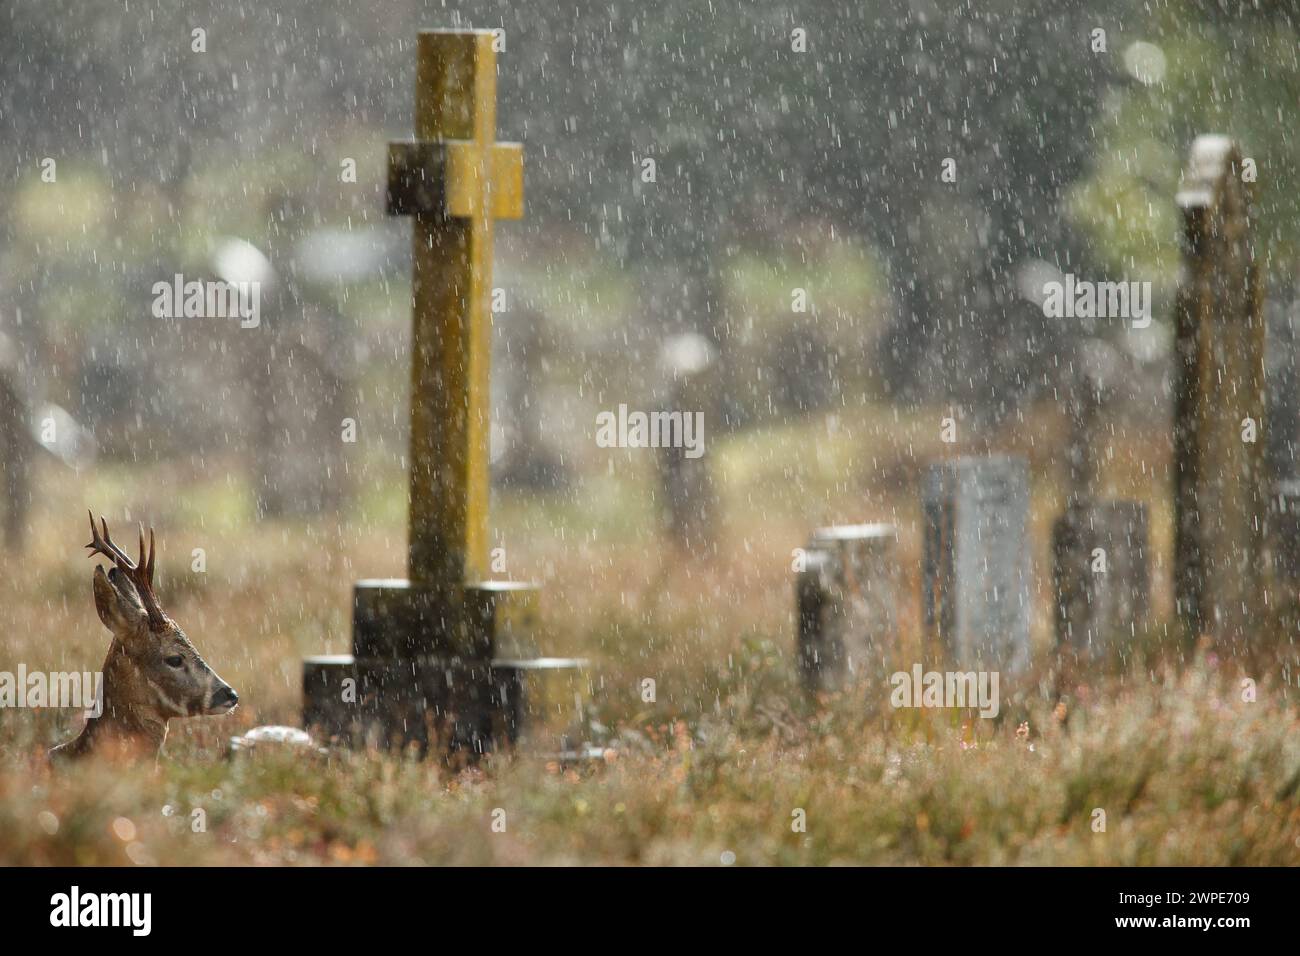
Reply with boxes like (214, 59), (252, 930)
(303, 578), (587, 757)
(301, 654), (505, 754)
(352, 578), (540, 659)
(302, 653), (589, 757)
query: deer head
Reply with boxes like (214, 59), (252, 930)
(50, 514), (238, 761)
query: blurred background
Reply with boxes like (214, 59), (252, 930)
(1, 0), (1298, 736)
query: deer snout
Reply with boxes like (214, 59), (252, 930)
(208, 683), (239, 714)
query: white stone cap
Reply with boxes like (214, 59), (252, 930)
(1176, 134), (1235, 210)
(810, 523), (897, 542)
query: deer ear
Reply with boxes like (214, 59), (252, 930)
(92, 565), (146, 635)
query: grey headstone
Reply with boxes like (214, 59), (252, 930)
(923, 456), (1031, 672)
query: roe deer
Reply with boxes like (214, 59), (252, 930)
(49, 513), (238, 761)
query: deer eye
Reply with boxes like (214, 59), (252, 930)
(165, 655), (185, 668)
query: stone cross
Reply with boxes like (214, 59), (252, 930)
(304, 31), (586, 758)
(387, 28), (523, 587)
(1172, 136), (1268, 646)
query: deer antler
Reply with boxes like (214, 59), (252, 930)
(86, 511), (166, 629)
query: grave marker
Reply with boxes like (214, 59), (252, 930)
(1053, 500), (1150, 659)
(658, 333), (718, 557)
(796, 524), (898, 693)
(1052, 342), (1151, 658)
(303, 30), (582, 756)
(922, 456), (1031, 672)
(1062, 339), (1122, 503)
(1172, 136), (1268, 645)
(226, 210), (354, 520)
(496, 306), (569, 491)
(387, 29), (524, 586)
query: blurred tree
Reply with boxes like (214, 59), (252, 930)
(0, 333), (31, 547)
(448, 0), (1129, 421)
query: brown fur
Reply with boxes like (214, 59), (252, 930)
(50, 519), (238, 762)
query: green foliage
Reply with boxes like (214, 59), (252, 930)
(1070, 7), (1300, 289)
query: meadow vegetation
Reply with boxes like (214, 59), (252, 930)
(2, 406), (1298, 865)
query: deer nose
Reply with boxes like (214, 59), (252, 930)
(211, 686), (239, 710)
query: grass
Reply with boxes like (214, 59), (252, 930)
(5, 663), (1298, 866)
(1, 405), (1298, 865)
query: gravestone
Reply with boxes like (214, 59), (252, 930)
(796, 524), (897, 693)
(225, 204), (354, 519)
(247, 315), (353, 518)
(1052, 341), (1151, 656)
(301, 653), (359, 742)
(657, 333), (718, 557)
(1172, 136), (1268, 646)
(302, 30), (583, 756)
(495, 305), (568, 491)
(922, 456), (1031, 673)
(1053, 501), (1150, 659)
(1062, 339), (1123, 503)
